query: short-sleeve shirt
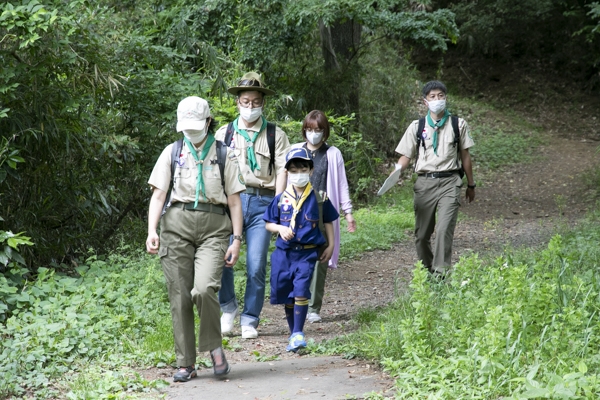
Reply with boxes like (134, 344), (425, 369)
(148, 138), (246, 206)
(263, 190), (339, 250)
(395, 117), (474, 174)
(215, 118), (290, 190)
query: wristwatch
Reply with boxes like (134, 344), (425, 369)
(467, 183), (476, 189)
(233, 235), (243, 242)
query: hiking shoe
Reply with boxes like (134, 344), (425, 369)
(241, 325), (258, 339)
(221, 308), (237, 334)
(286, 332), (307, 352)
(210, 347), (231, 376)
(306, 312), (322, 323)
(173, 366), (197, 382)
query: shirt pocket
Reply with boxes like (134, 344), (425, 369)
(254, 150), (271, 177)
(304, 211), (319, 223)
(280, 207), (293, 223)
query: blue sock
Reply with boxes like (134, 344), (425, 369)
(293, 299), (309, 334)
(284, 304), (294, 334)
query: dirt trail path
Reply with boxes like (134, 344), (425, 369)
(157, 135), (599, 399)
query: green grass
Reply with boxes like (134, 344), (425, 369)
(316, 207), (600, 399)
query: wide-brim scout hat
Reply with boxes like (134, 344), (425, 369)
(176, 96), (211, 132)
(285, 147), (313, 169)
(227, 72), (276, 96)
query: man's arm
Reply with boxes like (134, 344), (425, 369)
(393, 155), (411, 175)
(275, 170), (287, 195)
(224, 192), (243, 267)
(461, 148), (475, 203)
(146, 188), (167, 254)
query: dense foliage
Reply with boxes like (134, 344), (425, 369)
(0, 0), (458, 266)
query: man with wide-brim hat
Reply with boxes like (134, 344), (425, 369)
(216, 72), (290, 339)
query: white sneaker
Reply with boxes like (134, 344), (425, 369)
(220, 309), (237, 334)
(241, 325), (258, 339)
(306, 312), (322, 323)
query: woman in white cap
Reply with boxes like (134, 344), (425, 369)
(145, 96), (245, 382)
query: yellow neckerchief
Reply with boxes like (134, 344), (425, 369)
(282, 182), (312, 232)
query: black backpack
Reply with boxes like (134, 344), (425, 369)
(162, 138), (227, 215)
(224, 121), (276, 175)
(416, 115), (464, 177)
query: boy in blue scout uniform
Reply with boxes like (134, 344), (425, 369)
(262, 148), (339, 352)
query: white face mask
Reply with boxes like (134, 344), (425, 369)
(183, 128), (207, 143)
(288, 172), (311, 187)
(426, 99), (446, 114)
(306, 130), (324, 146)
(239, 106), (262, 123)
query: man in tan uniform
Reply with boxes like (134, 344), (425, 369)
(394, 81), (476, 277)
(146, 96), (245, 382)
(216, 72), (291, 339)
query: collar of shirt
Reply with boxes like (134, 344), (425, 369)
(238, 118), (263, 132)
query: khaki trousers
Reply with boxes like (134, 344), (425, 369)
(159, 206), (231, 367)
(413, 174), (462, 274)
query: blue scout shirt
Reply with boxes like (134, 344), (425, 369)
(263, 190), (339, 250)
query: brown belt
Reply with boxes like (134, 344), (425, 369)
(171, 202), (226, 215)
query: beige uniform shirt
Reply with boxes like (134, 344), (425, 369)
(395, 117), (474, 174)
(215, 118), (290, 190)
(148, 138), (246, 205)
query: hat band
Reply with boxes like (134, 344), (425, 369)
(238, 79), (262, 88)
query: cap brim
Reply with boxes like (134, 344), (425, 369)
(285, 158), (313, 169)
(228, 86), (276, 96)
(176, 119), (207, 132)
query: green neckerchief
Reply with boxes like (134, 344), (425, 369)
(233, 116), (268, 172)
(426, 109), (450, 156)
(183, 134), (215, 207)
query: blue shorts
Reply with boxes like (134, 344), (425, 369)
(270, 247), (319, 304)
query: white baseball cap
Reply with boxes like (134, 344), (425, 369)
(176, 96), (210, 132)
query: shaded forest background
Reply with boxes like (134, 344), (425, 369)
(2, 0), (600, 267)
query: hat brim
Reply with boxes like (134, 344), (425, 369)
(176, 119), (207, 133)
(228, 86), (276, 96)
(285, 158), (313, 169)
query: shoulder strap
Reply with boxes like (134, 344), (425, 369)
(163, 138), (183, 215)
(224, 122), (234, 146)
(267, 122), (276, 175)
(216, 140), (227, 195)
(415, 118), (426, 172)
(313, 190), (326, 243)
(451, 115), (460, 148)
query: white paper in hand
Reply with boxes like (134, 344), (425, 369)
(377, 167), (402, 196)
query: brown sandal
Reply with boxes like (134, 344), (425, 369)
(210, 347), (230, 376)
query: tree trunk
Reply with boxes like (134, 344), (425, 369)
(319, 19), (362, 120)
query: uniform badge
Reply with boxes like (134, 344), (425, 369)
(283, 205), (290, 211)
(421, 131), (428, 140)
(177, 153), (185, 167)
(238, 173), (245, 185)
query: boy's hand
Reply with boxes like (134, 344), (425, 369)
(278, 225), (294, 241)
(319, 245), (334, 264)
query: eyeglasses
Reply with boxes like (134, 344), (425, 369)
(306, 129), (324, 134)
(238, 99), (264, 108)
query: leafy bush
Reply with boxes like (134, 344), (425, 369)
(0, 249), (171, 398)
(318, 209), (600, 398)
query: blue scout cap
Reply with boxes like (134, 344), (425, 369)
(285, 147), (313, 169)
